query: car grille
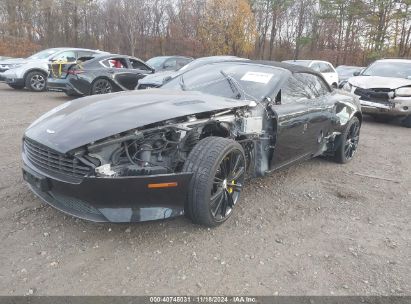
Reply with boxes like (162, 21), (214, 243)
(354, 87), (392, 103)
(24, 138), (92, 182)
(138, 83), (160, 90)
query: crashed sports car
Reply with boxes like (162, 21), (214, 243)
(22, 61), (362, 227)
(342, 59), (411, 127)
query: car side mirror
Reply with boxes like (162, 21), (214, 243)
(353, 71), (360, 76)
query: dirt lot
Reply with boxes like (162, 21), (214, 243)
(0, 83), (409, 296)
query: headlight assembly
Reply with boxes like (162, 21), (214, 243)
(395, 87), (411, 97)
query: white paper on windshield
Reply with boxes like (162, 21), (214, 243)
(241, 72), (273, 84)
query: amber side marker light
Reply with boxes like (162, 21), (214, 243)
(147, 182), (178, 189)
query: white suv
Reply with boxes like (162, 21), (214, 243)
(283, 60), (339, 88)
(0, 48), (108, 91)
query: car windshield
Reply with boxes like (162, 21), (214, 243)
(336, 66), (362, 77)
(146, 57), (168, 69)
(28, 49), (61, 60)
(361, 61), (411, 79)
(162, 62), (286, 101)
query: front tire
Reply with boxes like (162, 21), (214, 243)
(334, 116), (360, 164)
(25, 71), (47, 91)
(182, 137), (246, 227)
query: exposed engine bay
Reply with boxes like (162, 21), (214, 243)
(83, 106), (270, 178)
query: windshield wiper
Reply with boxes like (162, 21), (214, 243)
(179, 75), (186, 91)
(220, 70), (242, 100)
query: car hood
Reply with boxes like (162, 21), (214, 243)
(139, 70), (177, 86)
(0, 58), (26, 65)
(25, 89), (249, 154)
(348, 76), (411, 89)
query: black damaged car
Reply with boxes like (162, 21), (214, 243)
(47, 54), (154, 96)
(22, 61), (362, 227)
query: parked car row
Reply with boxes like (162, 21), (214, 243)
(0, 48), (192, 94)
(1, 49), (410, 129)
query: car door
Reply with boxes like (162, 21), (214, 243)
(269, 73), (332, 169)
(106, 57), (138, 90)
(125, 58), (154, 89)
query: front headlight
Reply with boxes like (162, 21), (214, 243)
(342, 82), (352, 92)
(395, 87), (411, 97)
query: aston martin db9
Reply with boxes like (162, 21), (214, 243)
(22, 60), (362, 227)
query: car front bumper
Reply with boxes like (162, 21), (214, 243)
(359, 98), (411, 116)
(22, 154), (192, 223)
(2, 72), (25, 86)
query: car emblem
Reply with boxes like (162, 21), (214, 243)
(46, 129), (55, 134)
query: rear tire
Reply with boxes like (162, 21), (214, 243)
(25, 71), (47, 92)
(334, 117), (360, 164)
(402, 115), (411, 128)
(91, 78), (112, 95)
(8, 84), (24, 90)
(182, 137), (246, 227)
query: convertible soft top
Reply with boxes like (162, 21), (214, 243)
(232, 59), (323, 77)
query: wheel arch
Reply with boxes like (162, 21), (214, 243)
(353, 111), (363, 125)
(23, 68), (48, 81)
(90, 76), (119, 94)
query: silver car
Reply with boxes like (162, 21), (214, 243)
(342, 59), (411, 127)
(0, 48), (107, 91)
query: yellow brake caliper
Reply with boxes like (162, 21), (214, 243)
(228, 180), (235, 194)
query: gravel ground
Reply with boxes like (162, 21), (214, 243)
(0, 83), (410, 296)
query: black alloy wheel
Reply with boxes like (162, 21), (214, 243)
(91, 79), (112, 95)
(210, 149), (245, 221)
(335, 116), (360, 164)
(183, 137), (246, 227)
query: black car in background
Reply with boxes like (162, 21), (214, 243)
(145, 56), (193, 72)
(47, 54), (154, 96)
(336, 65), (364, 88)
(137, 56), (245, 89)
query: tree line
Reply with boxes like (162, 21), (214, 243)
(0, 0), (410, 66)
